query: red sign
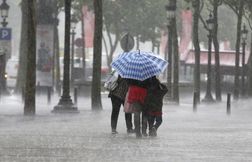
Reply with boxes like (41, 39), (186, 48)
(82, 6), (94, 48)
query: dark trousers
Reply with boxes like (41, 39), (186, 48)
(148, 115), (162, 130)
(111, 96), (133, 131)
(133, 103), (148, 135)
(142, 111), (148, 133)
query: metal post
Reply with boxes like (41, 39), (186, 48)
(52, 0), (78, 113)
(71, 29), (75, 85)
(193, 92), (197, 112)
(203, 30), (214, 102)
(58, 82), (61, 97)
(241, 41), (246, 97)
(47, 86), (51, 105)
(0, 53), (7, 94)
(227, 93), (231, 115)
(0, 87), (1, 102)
(22, 86), (25, 103)
(37, 81), (41, 96)
(74, 87), (77, 104)
(0, 0), (9, 94)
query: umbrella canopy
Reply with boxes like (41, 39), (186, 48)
(111, 50), (168, 81)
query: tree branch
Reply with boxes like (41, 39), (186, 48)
(199, 14), (210, 31)
(224, 0), (239, 15)
(244, 12), (252, 30)
(199, 0), (204, 13)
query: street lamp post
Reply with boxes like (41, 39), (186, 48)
(70, 17), (77, 85)
(202, 13), (215, 102)
(0, 0), (9, 27)
(53, 0), (79, 113)
(165, 2), (176, 101)
(52, 12), (61, 95)
(0, 50), (6, 93)
(241, 24), (248, 97)
(0, 0), (9, 94)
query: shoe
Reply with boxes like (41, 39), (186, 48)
(142, 132), (148, 137)
(136, 133), (142, 138)
(142, 129), (148, 137)
(112, 129), (118, 134)
(127, 129), (135, 134)
(149, 127), (157, 137)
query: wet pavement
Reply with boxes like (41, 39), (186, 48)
(0, 93), (252, 162)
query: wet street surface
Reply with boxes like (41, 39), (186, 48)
(0, 94), (252, 162)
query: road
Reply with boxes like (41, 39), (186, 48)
(0, 93), (251, 162)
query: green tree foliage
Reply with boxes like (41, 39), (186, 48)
(105, 1), (162, 65)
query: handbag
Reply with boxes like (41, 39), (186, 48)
(104, 70), (118, 91)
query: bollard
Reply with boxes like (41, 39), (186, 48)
(37, 82), (41, 96)
(22, 87), (25, 103)
(74, 87), (78, 104)
(227, 93), (231, 115)
(193, 92), (197, 112)
(58, 83), (62, 97)
(47, 86), (51, 105)
(0, 88), (1, 102)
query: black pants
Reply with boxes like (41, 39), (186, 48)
(133, 103), (148, 136)
(148, 115), (162, 130)
(111, 96), (133, 131)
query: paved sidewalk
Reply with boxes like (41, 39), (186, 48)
(0, 94), (252, 162)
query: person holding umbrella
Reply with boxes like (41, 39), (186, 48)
(125, 78), (151, 137)
(144, 76), (168, 137)
(108, 75), (134, 134)
(111, 50), (168, 138)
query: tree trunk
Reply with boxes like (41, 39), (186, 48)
(166, 24), (173, 100)
(24, 0), (36, 115)
(247, 34), (252, 96)
(136, 35), (140, 50)
(234, 0), (244, 100)
(192, 0), (201, 103)
(105, 23), (120, 72)
(248, 33), (252, 97)
(151, 38), (155, 52)
(15, 0), (28, 94)
(81, 11), (86, 80)
(172, 10), (180, 104)
(55, 22), (61, 93)
(102, 35), (109, 71)
(213, 0), (222, 101)
(166, 0), (173, 101)
(91, 0), (103, 110)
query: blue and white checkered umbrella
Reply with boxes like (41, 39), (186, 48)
(111, 50), (168, 81)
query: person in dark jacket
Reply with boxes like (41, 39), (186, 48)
(144, 76), (168, 137)
(109, 76), (134, 134)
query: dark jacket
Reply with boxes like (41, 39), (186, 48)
(108, 76), (128, 102)
(144, 78), (168, 112)
(126, 77), (153, 88)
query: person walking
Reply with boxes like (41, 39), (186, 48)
(125, 78), (151, 138)
(144, 76), (168, 137)
(109, 76), (134, 134)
